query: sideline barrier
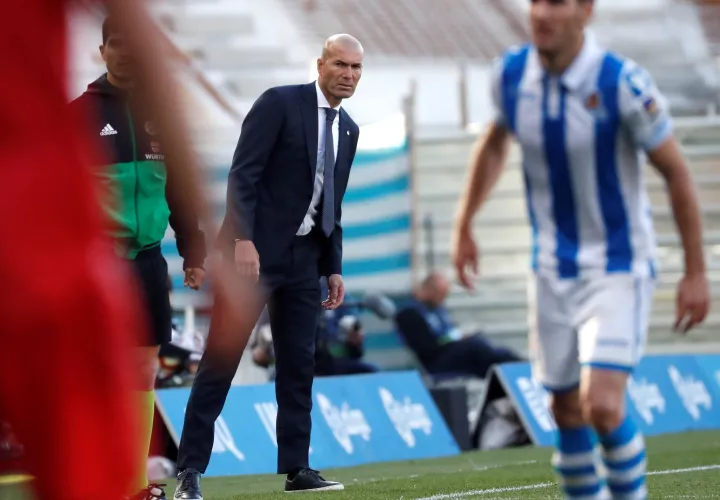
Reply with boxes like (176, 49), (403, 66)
(156, 371), (460, 476)
(479, 354), (720, 447)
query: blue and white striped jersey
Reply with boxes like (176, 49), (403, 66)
(492, 33), (672, 279)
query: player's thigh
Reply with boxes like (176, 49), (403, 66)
(0, 250), (141, 496)
(131, 253), (172, 347)
(529, 273), (579, 392)
(577, 275), (654, 372)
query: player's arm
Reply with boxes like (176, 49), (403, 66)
(452, 58), (512, 289)
(620, 64), (709, 332)
(166, 169), (206, 270)
(648, 140), (705, 277)
(454, 122), (512, 230)
(649, 139), (709, 332)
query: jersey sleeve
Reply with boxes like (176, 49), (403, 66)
(618, 62), (673, 152)
(490, 56), (506, 127)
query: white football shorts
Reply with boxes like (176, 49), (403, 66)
(528, 272), (655, 392)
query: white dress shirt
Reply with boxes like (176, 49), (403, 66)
(296, 81), (340, 236)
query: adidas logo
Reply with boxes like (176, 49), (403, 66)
(100, 124), (117, 136)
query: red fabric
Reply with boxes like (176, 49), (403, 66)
(0, 1), (145, 498)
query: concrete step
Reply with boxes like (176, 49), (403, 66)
(414, 236), (720, 264)
(414, 166), (720, 198)
(158, 12), (255, 37)
(611, 45), (688, 62)
(411, 246), (720, 283)
(414, 201), (720, 234)
(592, 9), (669, 25)
(172, 35), (257, 54)
(415, 206), (720, 239)
(442, 275), (720, 298)
(216, 67), (313, 82)
(200, 67), (311, 103)
(222, 72), (311, 99)
(413, 231), (720, 264)
(429, 261), (720, 285)
(414, 142), (720, 169)
(414, 158), (720, 181)
(414, 120), (720, 159)
(446, 288), (720, 312)
(416, 189), (720, 224)
(451, 306), (719, 334)
(188, 46), (291, 70)
(415, 192), (720, 224)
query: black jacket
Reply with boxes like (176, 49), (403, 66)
(218, 82), (359, 277)
(70, 74), (206, 269)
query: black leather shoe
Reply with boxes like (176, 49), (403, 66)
(285, 468), (344, 492)
(174, 469), (203, 500)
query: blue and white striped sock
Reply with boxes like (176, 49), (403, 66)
(552, 426), (610, 500)
(599, 415), (647, 500)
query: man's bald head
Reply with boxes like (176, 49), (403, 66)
(416, 272), (451, 307)
(321, 34), (364, 60)
(316, 34), (364, 107)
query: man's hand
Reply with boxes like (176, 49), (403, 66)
(184, 268), (205, 291)
(451, 223), (479, 290)
(323, 274), (345, 310)
(675, 273), (710, 333)
(235, 240), (260, 282)
(450, 123), (509, 291)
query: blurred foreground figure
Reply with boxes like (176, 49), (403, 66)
(0, 0), (223, 499)
(70, 15), (208, 500)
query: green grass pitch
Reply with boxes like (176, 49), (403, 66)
(2, 431), (719, 499)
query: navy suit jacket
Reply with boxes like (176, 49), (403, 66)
(218, 82), (360, 277)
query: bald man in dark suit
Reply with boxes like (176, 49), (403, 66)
(173, 34), (364, 498)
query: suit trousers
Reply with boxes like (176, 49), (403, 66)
(176, 232), (323, 475)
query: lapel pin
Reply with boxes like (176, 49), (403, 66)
(346, 130), (350, 136)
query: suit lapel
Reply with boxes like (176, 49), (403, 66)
(300, 83), (318, 176)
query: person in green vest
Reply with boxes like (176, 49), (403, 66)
(70, 16), (206, 500)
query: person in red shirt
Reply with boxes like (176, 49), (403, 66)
(0, 1), (219, 498)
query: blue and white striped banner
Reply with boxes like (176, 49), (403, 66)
(340, 141), (412, 292)
(164, 113), (413, 296)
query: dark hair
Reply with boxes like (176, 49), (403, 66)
(101, 16), (118, 45)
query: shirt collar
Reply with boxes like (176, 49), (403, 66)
(525, 31), (604, 91)
(315, 80), (341, 111)
(561, 31), (603, 91)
